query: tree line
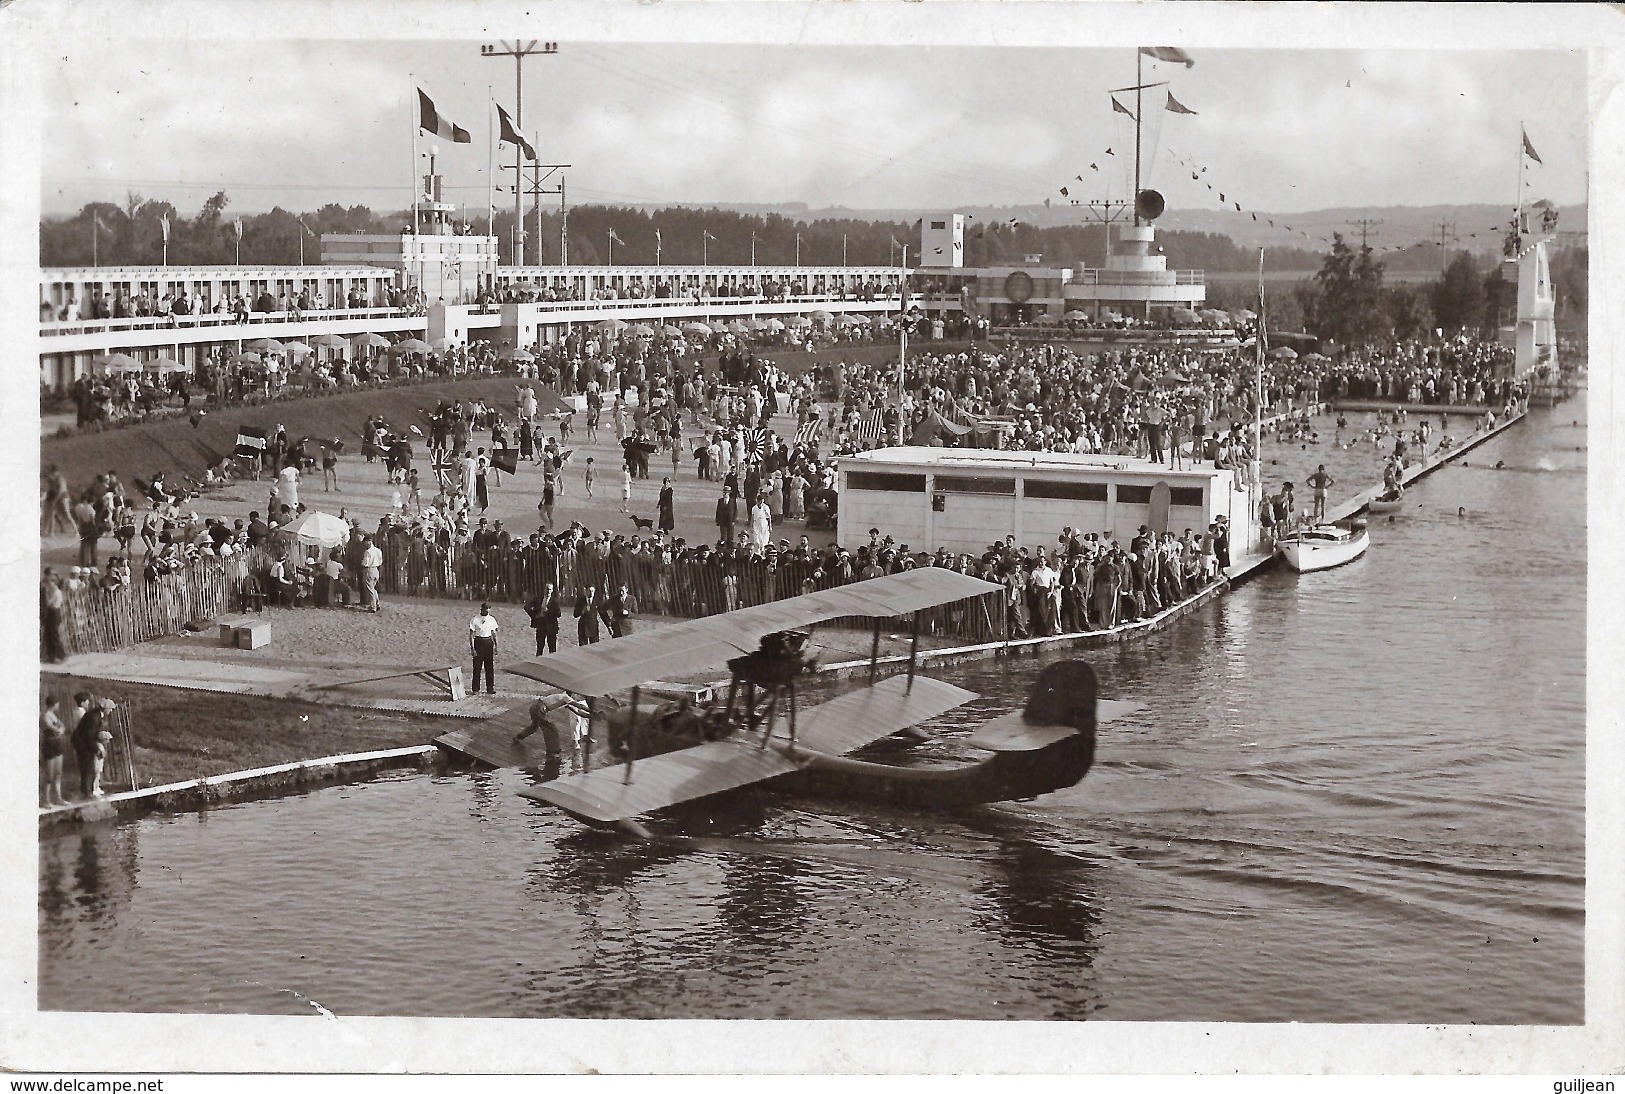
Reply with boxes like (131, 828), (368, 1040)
(44, 192), (1335, 271)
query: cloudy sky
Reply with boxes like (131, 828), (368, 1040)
(35, 12), (1589, 220)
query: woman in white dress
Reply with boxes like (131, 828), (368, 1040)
(749, 497), (772, 550)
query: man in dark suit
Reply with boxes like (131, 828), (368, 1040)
(714, 488), (736, 545)
(574, 585), (601, 645)
(526, 582), (561, 654)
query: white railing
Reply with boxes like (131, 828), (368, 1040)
(39, 306), (417, 338)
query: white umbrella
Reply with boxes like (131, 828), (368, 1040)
(1269, 346), (1299, 360)
(810, 309), (834, 321)
(764, 318), (788, 331)
(682, 321), (713, 335)
(287, 511), (351, 549)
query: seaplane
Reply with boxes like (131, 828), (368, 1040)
(434, 569), (1140, 838)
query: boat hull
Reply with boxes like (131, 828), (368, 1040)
(1366, 497), (1404, 514)
(1277, 529), (1369, 572)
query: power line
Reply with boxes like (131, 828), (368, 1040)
(1346, 217), (1383, 249)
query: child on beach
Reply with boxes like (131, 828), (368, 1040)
(584, 457), (595, 499)
(620, 465), (633, 513)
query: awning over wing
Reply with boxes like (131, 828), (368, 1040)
(519, 675), (977, 820)
(505, 568), (1003, 697)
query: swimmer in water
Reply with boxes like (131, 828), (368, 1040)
(1458, 506), (1466, 517)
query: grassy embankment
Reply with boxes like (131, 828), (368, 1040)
(42, 673), (434, 791)
(41, 340), (957, 488)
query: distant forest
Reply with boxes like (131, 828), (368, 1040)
(45, 191), (1355, 272)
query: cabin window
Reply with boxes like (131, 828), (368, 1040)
(847, 472), (926, 493)
(935, 475), (1016, 495)
(1024, 480), (1107, 501)
(1115, 485), (1153, 505)
(931, 221), (946, 230)
(1170, 487), (1206, 508)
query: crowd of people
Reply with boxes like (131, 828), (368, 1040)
(43, 325), (1534, 671)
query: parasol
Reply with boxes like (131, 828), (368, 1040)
(286, 511), (352, 549)
(351, 332), (391, 349)
(246, 338), (286, 353)
(392, 338), (432, 355)
(308, 333), (348, 349)
(598, 318), (629, 333)
(229, 351), (262, 366)
(1269, 346), (1299, 360)
(682, 321), (713, 335)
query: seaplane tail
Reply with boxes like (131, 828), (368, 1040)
(519, 675), (977, 823)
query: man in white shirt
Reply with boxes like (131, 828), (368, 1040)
(468, 602), (499, 696)
(359, 536), (383, 612)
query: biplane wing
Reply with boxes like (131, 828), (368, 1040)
(519, 674), (977, 821)
(505, 568), (1002, 697)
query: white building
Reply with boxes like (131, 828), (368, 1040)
(837, 447), (1254, 554)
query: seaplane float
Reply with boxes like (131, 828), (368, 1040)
(434, 569), (1140, 838)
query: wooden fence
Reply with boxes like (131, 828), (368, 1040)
(55, 561), (229, 655)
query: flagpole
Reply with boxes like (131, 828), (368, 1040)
(1133, 47), (1143, 226)
(92, 215), (97, 267)
(1253, 246), (1265, 552)
(487, 89), (494, 246)
(897, 244), (908, 442)
(411, 84), (420, 241)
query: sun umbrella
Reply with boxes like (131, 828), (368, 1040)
(598, 318), (628, 333)
(309, 333), (348, 349)
(429, 337), (456, 352)
(1303, 351), (1330, 363)
(1157, 371), (1192, 388)
(502, 348), (535, 362)
(1065, 310), (1089, 321)
(1170, 308), (1200, 324)
(1234, 309), (1258, 321)
(725, 320), (750, 335)
(682, 321), (713, 335)
(94, 352), (142, 373)
(146, 356), (185, 372)
(351, 332), (391, 349)
(835, 313), (862, 326)
(229, 351), (262, 366)
(284, 343), (313, 359)
(661, 324), (683, 337)
(287, 511), (352, 549)
(810, 309), (833, 322)
(630, 322), (656, 337)
(746, 317), (769, 331)
(392, 338), (432, 355)
(1269, 346), (1299, 360)
(765, 318), (789, 331)
(246, 338), (286, 353)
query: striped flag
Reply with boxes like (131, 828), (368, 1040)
(854, 410), (884, 443)
(418, 88), (472, 143)
(794, 419), (822, 446)
(235, 426), (268, 459)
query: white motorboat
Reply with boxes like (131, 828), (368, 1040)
(1276, 524), (1370, 573)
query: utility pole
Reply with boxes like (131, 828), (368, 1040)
(1434, 219), (1457, 271)
(1347, 217), (1383, 251)
(481, 40), (558, 265)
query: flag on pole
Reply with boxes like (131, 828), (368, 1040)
(1165, 91), (1198, 115)
(1140, 46), (1195, 67)
(609, 229), (624, 244)
(418, 88), (472, 143)
(235, 426), (268, 459)
(1522, 127), (1542, 165)
(655, 229), (662, 245)
(794, 419), (823, 446)
(855, 411), (884, 444)
(495, 103), (535, 159)
(159, 213), (170, 242)
(234, 217), (243, 239)
(1111, 97), (1136, 119)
